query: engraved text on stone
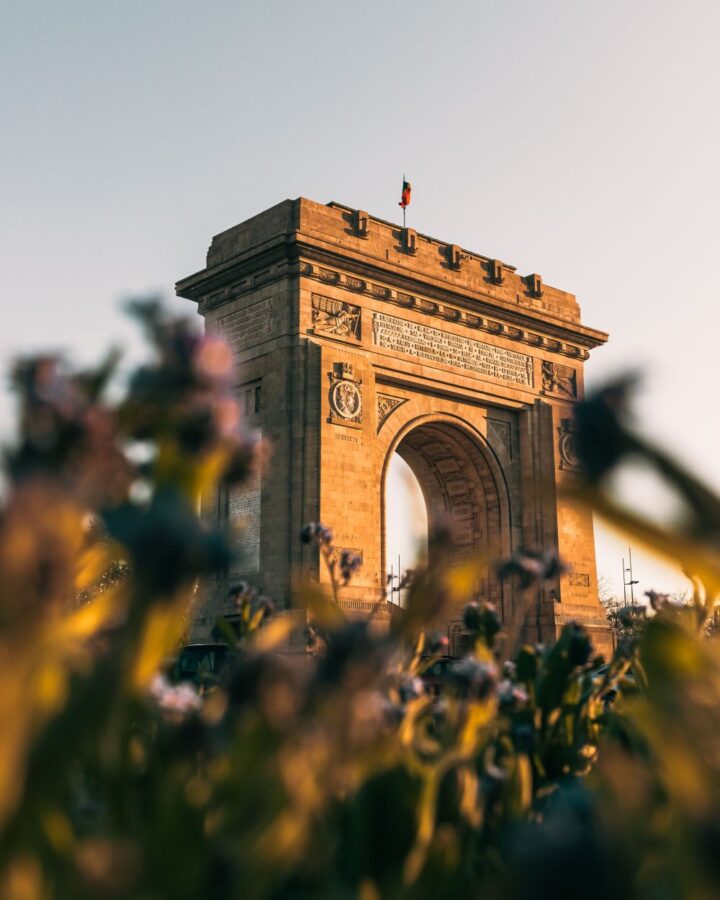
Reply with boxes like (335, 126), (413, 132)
(372, 312), (533, 387)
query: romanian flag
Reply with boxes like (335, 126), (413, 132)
(399, 179), (412, 209)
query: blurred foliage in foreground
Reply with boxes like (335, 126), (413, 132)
(2, 308), (720, 899)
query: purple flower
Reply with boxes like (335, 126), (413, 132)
(300, 522), (333, 546)
(497, 549), (568, 588)
(339, 549), (363, 583)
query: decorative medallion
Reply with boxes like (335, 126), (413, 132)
(376, 393), (408, 433)
(558, 418), (580, 471)
(328, 362), (363, 426)
(331, 381), (362, 419)
(311, 294), (361, 340)
(542, 361), (577, 398)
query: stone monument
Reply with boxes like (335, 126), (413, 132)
(176, 198), (612, 656)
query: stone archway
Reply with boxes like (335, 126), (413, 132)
(382, 413), (513, 635)
(179, 196), (614, 657)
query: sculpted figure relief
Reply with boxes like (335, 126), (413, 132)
(312, 294), (361, 339)
(542, 360), (577, 398)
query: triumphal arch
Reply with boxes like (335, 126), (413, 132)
(177, 198), (612, 655)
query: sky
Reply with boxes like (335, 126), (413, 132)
(2, 0), (720, 602)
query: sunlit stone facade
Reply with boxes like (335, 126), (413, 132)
(177, 198), (612, 656)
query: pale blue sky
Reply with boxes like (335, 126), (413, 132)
(2, 0), (719, 600)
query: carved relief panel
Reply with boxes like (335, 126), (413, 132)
(487, 418), (513, 460)
(311, 293), (361, 340)
(569, 572), (591, 587)
(542, 361), (577, 398)
(376, 393), (407, 433)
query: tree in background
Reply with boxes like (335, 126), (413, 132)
(597, 574), (648, 642)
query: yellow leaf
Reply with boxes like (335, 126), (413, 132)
(41, 809), (74, 854)
(74, 544), (113, 593)
(514, 754), (533, 814)
(131, 597), (189, 691)
(34, 663), (68, 718)
(252, 613), (299, 652)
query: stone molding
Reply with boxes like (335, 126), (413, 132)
(183, 260), (603, 362)
(299, 262), (589, 361)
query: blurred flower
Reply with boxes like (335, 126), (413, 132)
(300, 522), (333, 546)
(149, 674), (202, 715)
(228, 581), (252, 605)
(448, 658), (498, 700)
(75, 838), (142, 895)
(565, 623), (594, 667)
(497, 549), (567, 588)
(397, 674), (425, 704)
(498, 679), (529, 710)
(348, 690), (388, 743)
(645, 589), (673, 611)
(193, 336), (234, 385)
(510, 721), (536, 753)
(228, 582), (275, 627)
(425, 632), (449, 656)
(339, 549), (363, 584)
(314, 621), (387, 691)
(7, 354), (130, 504)
(573, 374), (640, 481)
(104, 489), (228, 596)
(462, 601), (502, 649)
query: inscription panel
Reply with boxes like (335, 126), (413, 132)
(215, 299), (273, 350)
(372, 312), (533, 387)
(569, 572), (591, 588)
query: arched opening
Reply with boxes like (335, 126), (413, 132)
(383, 418), (510, 625)
(386, 452), (428, 607)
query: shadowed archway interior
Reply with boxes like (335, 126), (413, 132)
(387, 421), (509, 614)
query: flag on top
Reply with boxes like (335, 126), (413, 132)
(399, 179), (412, 209)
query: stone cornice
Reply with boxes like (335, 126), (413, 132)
(176, 231), (607, 360)
(302, 261), (594, 360)
(176, 234), (291, 301)
(294, 239), (606, 356)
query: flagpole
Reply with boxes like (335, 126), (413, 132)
(402, 172), (406, 229)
